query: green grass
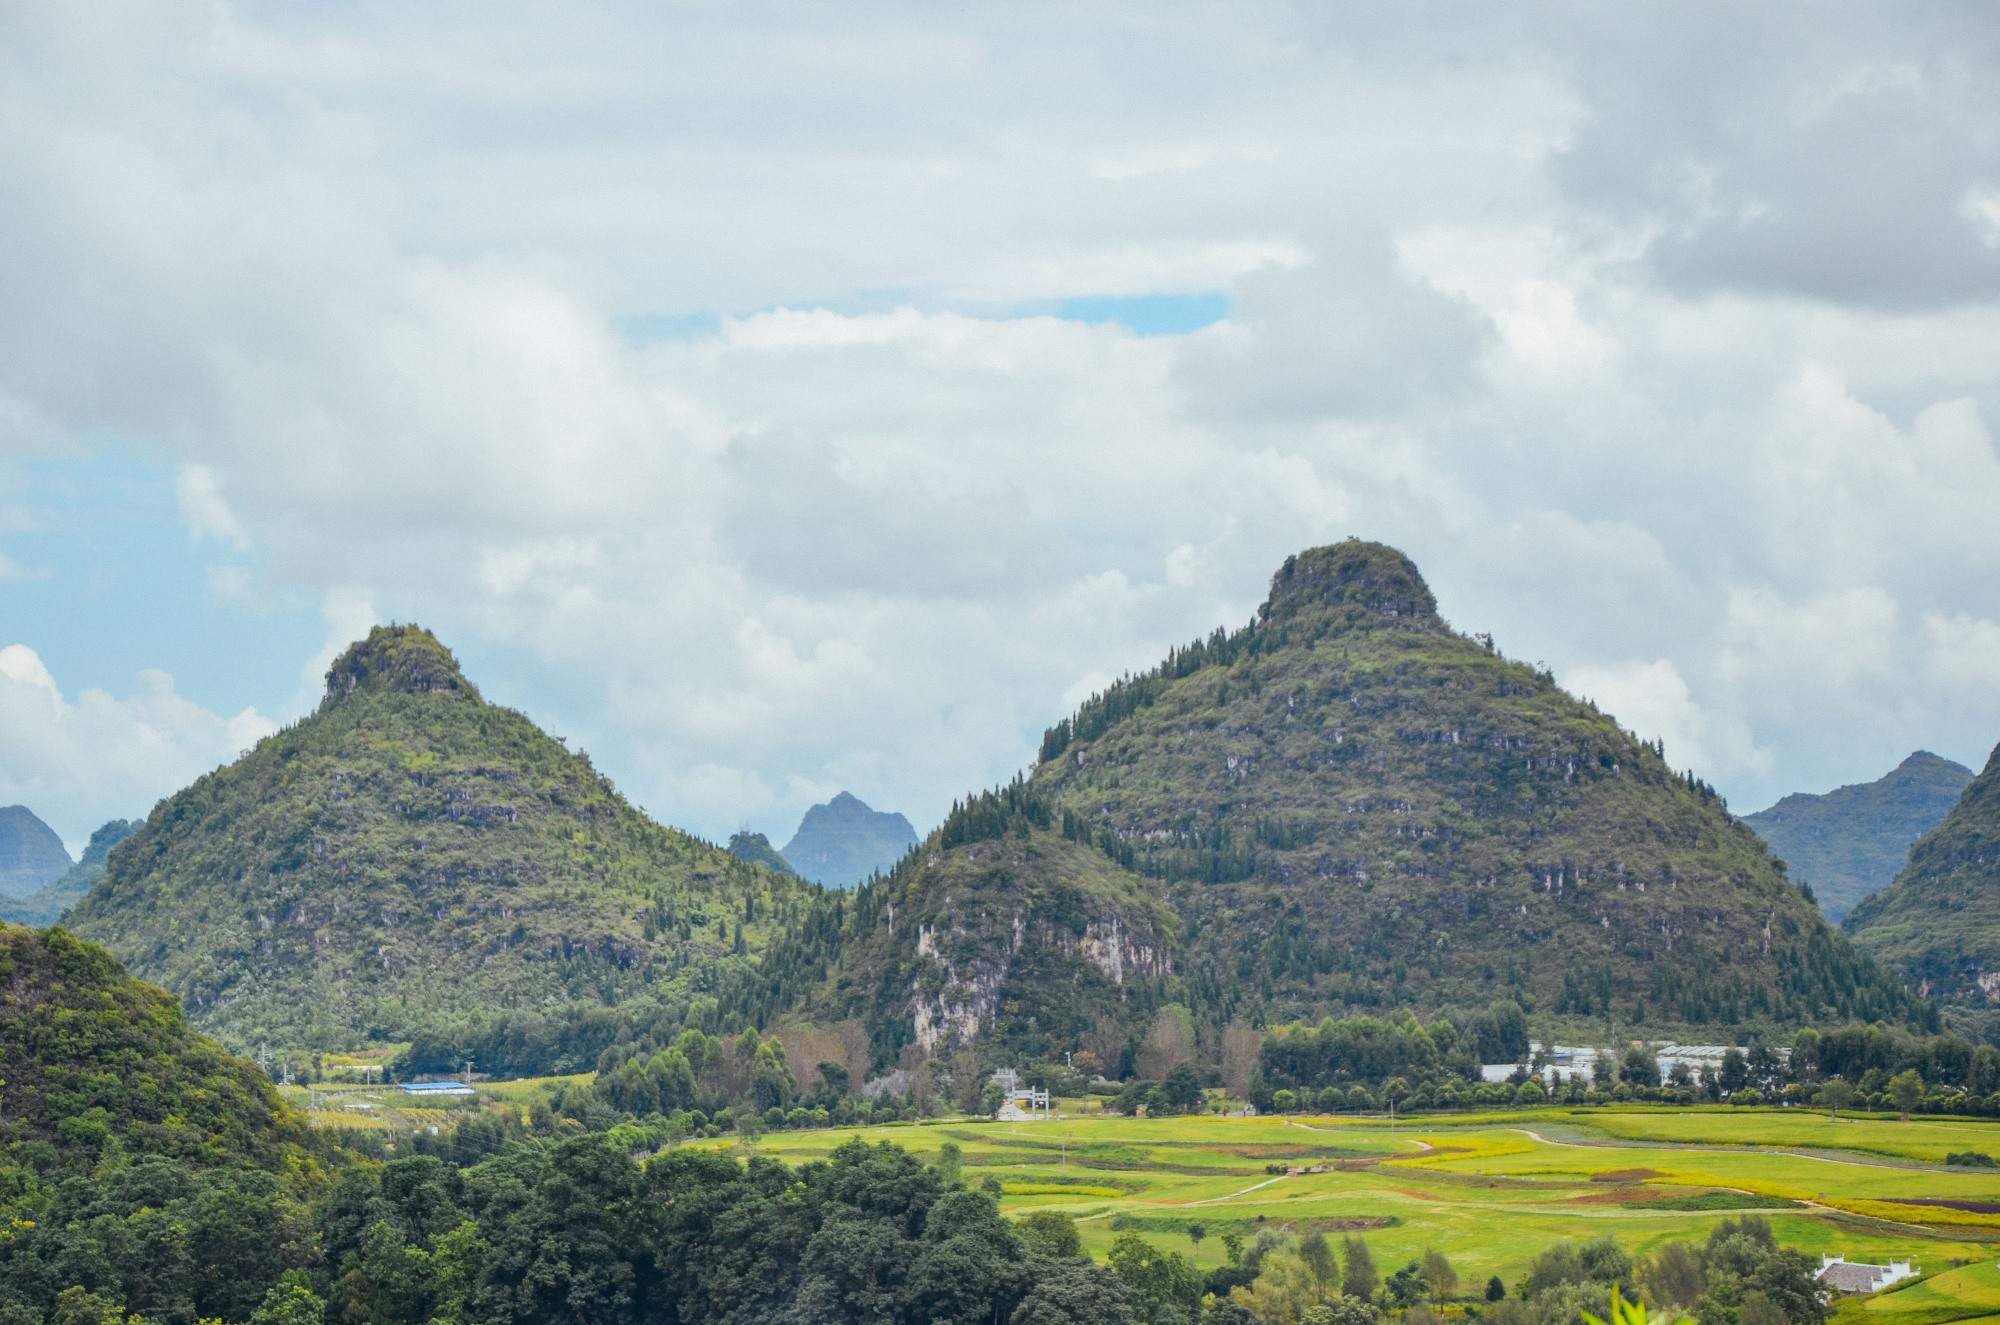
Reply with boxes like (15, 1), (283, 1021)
(732, 1106), (2000, 1303)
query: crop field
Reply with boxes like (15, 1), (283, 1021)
(291, 1088), (2000, 1325)
(731, 1107), (2000, 1325)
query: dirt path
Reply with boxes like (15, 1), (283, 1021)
(1183, 1175), (1291, 1206)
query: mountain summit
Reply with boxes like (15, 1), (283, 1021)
(68, 625), (811, 1053)
(1744, 751), (1973, 921)
(781, 792), (917, 887)
(1846, 741), (2000, 1004)
(793, 541), (1923, 1065)
(0, 805), (72, 898)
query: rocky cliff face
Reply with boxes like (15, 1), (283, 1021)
(804, 792), (1179, 1064)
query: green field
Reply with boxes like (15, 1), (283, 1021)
(730, 1106), (2000, 1322)
(300, 1090), (2000, 1323)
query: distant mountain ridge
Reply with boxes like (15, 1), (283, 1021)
(1847, 741), (2000, 1003)
(781, 791), (917, 887)
(770, 541), (1926, 1065)
(0, 817), (140, 926)
(67, 625), (814, 1053)
(0, 804), (71, 897)
(1744, 751), (1973, 921)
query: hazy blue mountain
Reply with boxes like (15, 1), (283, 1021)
(0, 806), (71, 899)
(780, 791), (917, 887)
(1744, 751), (1974, 922)
(1847, 741), (2000, 1003)
(727, 830), (798, 876)
(0, 818), (141, 926)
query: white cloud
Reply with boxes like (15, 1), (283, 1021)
(174, 464), (248, 548)
(0, 644), (275, 850)
(1566, 658), (1769, 785)
(2, 2), (2000, 842)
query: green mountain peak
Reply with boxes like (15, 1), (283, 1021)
(70, 626), (811, 1056)
(323, 623), (473, 704)
(1258, 539), (1443, 638)
(781, 540), (1924, 1066)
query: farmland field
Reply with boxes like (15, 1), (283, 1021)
(294, 1090), (2000, 1324)
(737, 1107), (2000, 1324)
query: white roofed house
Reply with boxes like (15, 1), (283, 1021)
(1815, 1256), (1918, 1294)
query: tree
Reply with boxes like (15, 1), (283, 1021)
(1304, 1298), (1380, 1325)
(1485, 1277), (1506, 1302)
(1342, 1236), (1380, 1302)
(1619, 1046), (1660, 1088)
(1422, 1248), (1457, 1307)
(1137, 1004), (1197, 1080)
(1639, 1241), (1704, 1309)
(250, 1284), (327, 1325)
(936, 1140), (964, 1186)
(1819, 1078), (1854, 1120)
(1233, 1248), (1316, 1324)
(1108, 1233), (1202, 1325)
(1163, 1061), (1204, 1114)
(1888, 1069), (1925, 1121)
(1187, 1221), (1208, 1264)
(1018, 1210), (1082, 1259)
(1222, 1021), (1263, 1099)
(1719, 1049), (1749, 1094)
(1222, 1233), (1245, 1266)
(1300, 1232), (1338, 1302)
(1008, 1258), (1133, 1325)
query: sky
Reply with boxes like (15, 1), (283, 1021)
(4, 2), (2000, 857)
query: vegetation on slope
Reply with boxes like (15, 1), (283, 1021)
(1025, 542), (1920, 1045)
(780, 542), (1924, 1070)
(0, 818), (140, 927)
(67, 626), (815, 1057)
(1743, 751), (1972, 922)
(0, 923), (331, 1325)
(1847, 741), (2000, 1004)
(727, 830), (798, 876)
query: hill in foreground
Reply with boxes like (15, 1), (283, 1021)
(1847, 741), (2000, 1004)
(0, 804), (71, 897)
(0, 817), (140, 926)
(1744, 751), (1972, 921)
(789, 542), (1925, 1065)
(0, 923), (328, 1325)
(68, 625), (814, 1054)
(781, 791), (918, 887)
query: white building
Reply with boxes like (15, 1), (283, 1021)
(1816, 1256), (1918, 1294)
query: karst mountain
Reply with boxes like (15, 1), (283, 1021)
(1846, 741), (2000, 1005)
(66, 625), (812, 1055)
(774, 541), (1924, 1066)
(1744, 750), (1972, 922)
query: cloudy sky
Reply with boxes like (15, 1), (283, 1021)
(5, 2), (2000, 855)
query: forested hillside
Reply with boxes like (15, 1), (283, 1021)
(1744, 751), (1971, 921)
(67, 626), (815, 1057)
(0, 923), (327, 1324)
(780, 542), (1925, 1067)
(1847, 741), (2000, 1004)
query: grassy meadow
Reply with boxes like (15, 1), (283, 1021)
(740, 1106), (2000, 1325)
(290, 1088), (2000, 1325)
